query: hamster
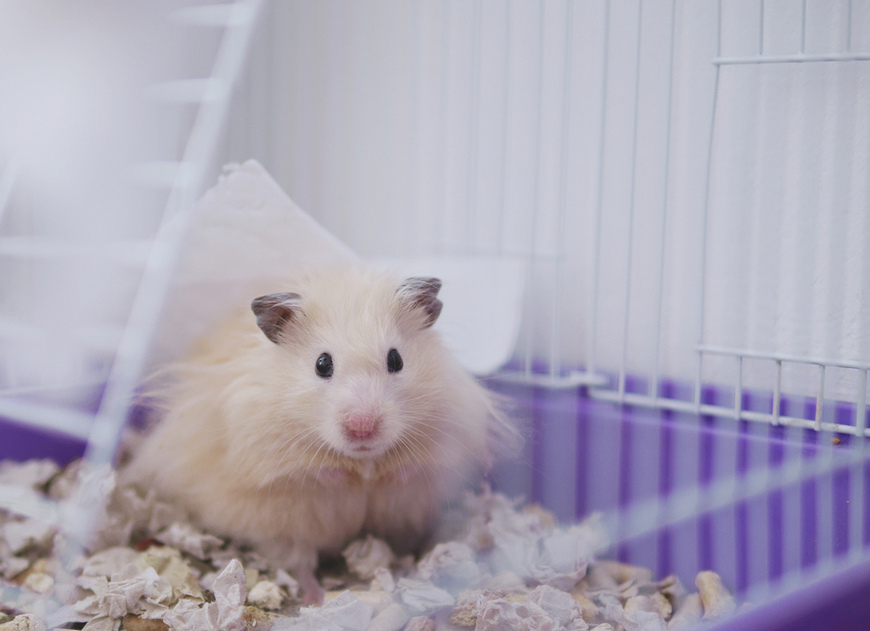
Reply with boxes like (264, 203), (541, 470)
(125, 266), (513, 601)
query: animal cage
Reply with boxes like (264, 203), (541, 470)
(1, 0), (869, 629)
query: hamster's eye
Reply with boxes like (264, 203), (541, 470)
(386, 348), (403, 373)
(315, 352), (334, 378)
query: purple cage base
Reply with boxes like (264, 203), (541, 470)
(2, 370), (870, 630)
(486, 371), (870, 631)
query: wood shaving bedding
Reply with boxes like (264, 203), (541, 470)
(0, 459), (737, 631)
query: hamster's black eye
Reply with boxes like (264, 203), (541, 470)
(387, 348), (403, 373)
(315, 353), (334, 378)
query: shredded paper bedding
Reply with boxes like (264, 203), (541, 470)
(0, 458), (736, 631)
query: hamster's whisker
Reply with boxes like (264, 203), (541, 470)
(397, 431), (473, 516)
(412, 409), (501, 445)
(393, 434), (428, 473)
(314, 447), (339, 484)
(395, 440), (436, 499)
(405, 418), (490, 472)
(413, 428), (484, 492)
(278, 428), (328, 495)
(400, 426), (478, 489)
(402, 424), (459, 469)
(269, 428), (319, 485)
(266, 426), (321, 501)
(271, 426), (319, 464)
(383, 447), (404, 483)
(399, 408), (480, 432)
(301, 439), (332, 489)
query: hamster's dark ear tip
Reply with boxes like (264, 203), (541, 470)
(251, 292), (302, 343)
(397, 277), (443, 328)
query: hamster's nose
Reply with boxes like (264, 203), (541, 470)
(342, 413), (382, 441)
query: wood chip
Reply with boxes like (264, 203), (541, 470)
(521, 504), (558, 530)
(0, 615), (46, 631)
(121, 615), (169, 631)
(247, 580), (285, 610)
(624, 593), (672, 621)
(569, 589), (599, 623)
(650, 592), (673, 620)
(21, 572), (53, 595)
(243, 606), (273, 630)
(695, 571), (736, 619)
(596, 561), (654, 587)
(405, 616), (436, 631)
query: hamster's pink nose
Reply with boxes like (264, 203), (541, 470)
(342, 413), (381, 441)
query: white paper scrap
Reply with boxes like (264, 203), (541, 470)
(138, 546), (204, 602)
(81, 547), (140, 578)
(161, 558), (248, 631)
(396, 579), (454, 612)
(527, 585), (583, 627)
(155, 522), (223, 560)
(0, 460), (59, 490)
(602, 602), (667, 631)
(271, 591), (374, 631)
(491, 513), (608, 591)
(72, 565), (172, 622)
(415, 542), (481, 588)
(2, 519), (54, 555)
(342, 534), (394, 581)
(247, 580), (284, 610)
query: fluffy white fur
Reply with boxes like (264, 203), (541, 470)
(125, 267), (511, 591)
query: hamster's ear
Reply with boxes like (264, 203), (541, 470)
(251, 293), (302, 344)
(397, 277), (443, 329)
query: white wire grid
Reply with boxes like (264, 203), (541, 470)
(484, 0), (870, 440)
(583, 0), (870, 438)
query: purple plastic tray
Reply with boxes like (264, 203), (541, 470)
(0, 418), (86, 466)
(488, 378), (870, 631)
(2, 376), (869, 630)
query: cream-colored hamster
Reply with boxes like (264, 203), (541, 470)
(126, 267), (512, 600)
